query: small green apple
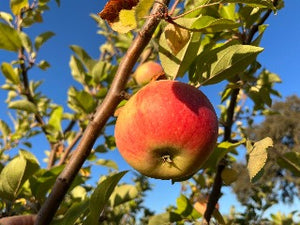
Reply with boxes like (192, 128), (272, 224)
(114, 80), (218, 180)
(134, 61), (164, 85)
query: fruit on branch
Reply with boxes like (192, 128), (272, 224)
(134, 61), (164, 85)
(114, 80), (218, 180)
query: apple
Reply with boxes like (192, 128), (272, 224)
(114, 80), (218, 180)
(134, 61), (164, 85)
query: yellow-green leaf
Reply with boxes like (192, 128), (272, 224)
(1, 62), (20, 84)
(0, 22), (22, 52)
(247, 137), (273, 182)
(111, 9), (137, 33)
(136, 0), (155, 18)
(10, 0), (29, 15)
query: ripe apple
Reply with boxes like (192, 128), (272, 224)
(114, 80), (218, 180)
(134, 61), (164, 85)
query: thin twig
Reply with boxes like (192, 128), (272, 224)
(34, 1), (170, 224)
(57, 130), (83, 166)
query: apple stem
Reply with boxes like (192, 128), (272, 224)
(162, 155), (172, 163)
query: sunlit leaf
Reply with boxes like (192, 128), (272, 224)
(109, 184), (139, 207)
(96, 159), (118, 170)
(48, 106), (63, 132)
(8, 99), (38, 113)
(1, 62), (20, 84)
(10, 0), (29, 15)
(247, 137), (273, 182)
(0, 22), (22, 52)
(86, 171), (127, 224)
(192, 44), (263, 86)
(34, 31), (55, 51)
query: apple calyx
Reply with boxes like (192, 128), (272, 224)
(162, 154), (172, 163)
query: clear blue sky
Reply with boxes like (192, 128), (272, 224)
(0, 0), (300, 218)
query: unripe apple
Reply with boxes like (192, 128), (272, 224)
(134, 61), (164, 85)
(115, 80), (218, 180)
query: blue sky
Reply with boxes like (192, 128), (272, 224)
(0, 0), (300, 219)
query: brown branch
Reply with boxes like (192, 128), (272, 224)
(203, 2), (278, 223)
(34, 1), (170, 225)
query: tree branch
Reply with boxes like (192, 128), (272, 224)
(34, 1), (170, 224)
(203, 2), (278, 223)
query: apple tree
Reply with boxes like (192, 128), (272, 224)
(0, 0), (299, 225)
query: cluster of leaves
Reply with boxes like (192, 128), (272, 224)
(0, 0), (299, 224)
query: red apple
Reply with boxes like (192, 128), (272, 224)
(114, 80), (218, 180)
(134, 61), (164, 85)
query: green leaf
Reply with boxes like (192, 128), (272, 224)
(48, 106), (63, 132)
(111, 9), (137, 33)
(109, 184), (139, 207)
(91, 61), (110, 84)
(159, 28), (201, 79)
(70, 90), (97, 114)
(221, 167), (238, 185)
(59, 200), (89, 225)
(193, 44), (263, 86)
(0, 150), (39, 200)
(0, 11), (14, 25)
(8, 99), (37, 113)
(69, 56), (86, 83)
(10, 0), (29, 15)
(277, 152), (300, 177)
(202, 140), (245, 169)
(191, 16), (240, 32)
(226, 0), (275, 9)
(70, 45), (96, 72)
(0, 119), (11, 138)
(96, 159), (118, 170)
(30, 165), (65, 201)
(19, 31), (33, 53)
(0, 22), (22, 52)
(34, 31), (55, 51)
(148, 212), (182, 225)
(1, 62), (20, 84)
(175, 194), (197, 218)
(136, 0), (155, 18)
(86, 171), (127, 224)
(247, 137), (273, 182)
(37, 60), (50, 70)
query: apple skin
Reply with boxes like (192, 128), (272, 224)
(134, 61), (164, 85)
(114, 80), (218, 180)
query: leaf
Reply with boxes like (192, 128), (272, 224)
(109, 184), (139, 207)
(98, 0), (138, 23)
(0, 11), (14, 26)
(202, 140), (245, 169)
(86, 171), (127, 224)
(8, 99), (37, 113)
(159, 27), (201, 79)
(1, 62), (20, 84)
(69, 56), (86, 83)
(34, 31), (55, 51)
(277, 152), (300, 177)
(96, 159), (118, 170)
(0, 22), (22, 52)
(19, 31), (33, 53)
(48, 106), (63, 132)
(175, 194), (200, 219)
(148, 212), (182, 225)
(221, 167), (238, 185)
(247, 137), (273, 182)
(37, 60), (50, 70)
(59, 200), (89, 225)
(0, 119), (11, 138)
(110, 9), (137, 33)
(193, 44), (263, 86)
(0, 150), (39, 200)
(10, 0), (29, 15)
(70, 45), (96, 72)
(191, 16), (240, 33)
(135, 0), (154, 18)
(226, 0), (275, 9)
(164, 23), (191, 55)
